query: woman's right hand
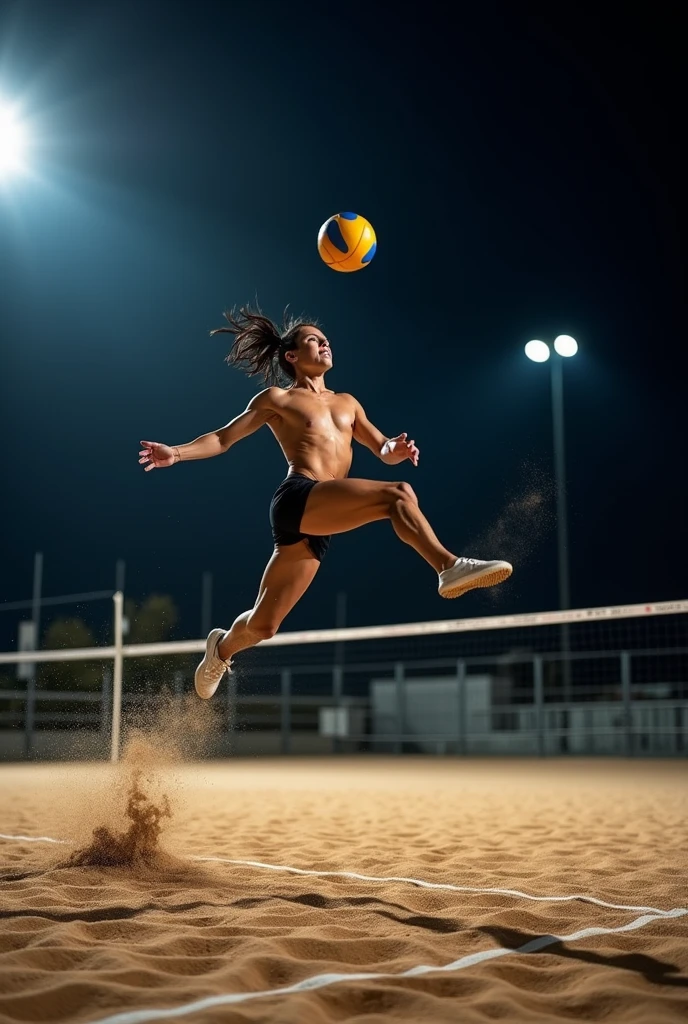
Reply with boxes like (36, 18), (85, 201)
(139, 441), (178, 471)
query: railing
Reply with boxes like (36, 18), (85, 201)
(1, 651), (686, 759)
(1, 595), (687, 759)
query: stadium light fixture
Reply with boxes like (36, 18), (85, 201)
(0, 101), (28, 179)
(554, 334), (578, 357)
(524, 339), (551, 363)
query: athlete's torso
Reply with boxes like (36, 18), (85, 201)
(265, 388), (356, 482)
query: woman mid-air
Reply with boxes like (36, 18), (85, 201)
(139, 305), (512, 698)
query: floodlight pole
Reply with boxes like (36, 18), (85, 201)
(550, 358), (571, 615)
(550, 358), (572, 712)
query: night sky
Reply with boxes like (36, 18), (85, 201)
(1, 2), (685, 648)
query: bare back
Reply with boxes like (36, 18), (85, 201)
(265, 387), (357, 481)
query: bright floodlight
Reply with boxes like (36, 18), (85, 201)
(525, 339), (551, 363)
(554, 335), (578, 357)
(0, 104), (27, 178)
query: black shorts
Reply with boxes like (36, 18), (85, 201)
(269, 474), (331, 562)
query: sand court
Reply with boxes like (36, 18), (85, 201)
(0, 756), (687, 1023)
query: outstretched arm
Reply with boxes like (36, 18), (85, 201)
(352, 398), (419, 467)
(139, 389), (279, 471)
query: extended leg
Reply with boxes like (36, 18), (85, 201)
(218, 542), (319, 661)
(300, 477), (512, 598)
(300, 477), (456, 573)
(195, 542), (319, 698)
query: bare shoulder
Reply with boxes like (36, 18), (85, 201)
(336, 392), (360, 408)
(248, 386), (289, 413)
(337, 393), (364, 418)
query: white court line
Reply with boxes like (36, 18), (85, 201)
(3, 831), (687, 1021)
(1, 832), (684, 918)
(192, 855), (685, 917)
(0, 832), (68, 844)
(87, 907), (688, 1024)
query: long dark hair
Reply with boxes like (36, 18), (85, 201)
(210, 304), (318, 387)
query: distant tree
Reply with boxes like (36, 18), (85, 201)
(124, 594), (191, 694)
(125, 594), (178, 644)
(39, 618), (101, 692)
(0, 671), (19, 719)
(0, 671), (15, 690)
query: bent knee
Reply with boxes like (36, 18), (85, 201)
(388, 480), (417, 507)
(246, 615), (279, 641)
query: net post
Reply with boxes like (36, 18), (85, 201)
(24, 677), (35, 760)
(110, 592), (124, 763)
(394, 662), (405, 754)
(281, 669), (291, 755)
(101, 666), (112, 748)
(332, 664), (343, 754)
(534, 656), (544, 757)
(620, 651), (632, 756)
(456, 659), (466, 756)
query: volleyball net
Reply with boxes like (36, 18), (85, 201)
(1, 598), (687, 760)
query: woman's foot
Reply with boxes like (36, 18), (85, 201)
(194, 628), (232, 699)
(438, 557), (513, 599)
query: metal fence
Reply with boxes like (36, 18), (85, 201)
(1, 598), (687, 760)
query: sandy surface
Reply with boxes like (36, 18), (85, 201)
(0, 755), (687, 1023)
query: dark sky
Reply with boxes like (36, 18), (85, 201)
(0, 1), (685, 646)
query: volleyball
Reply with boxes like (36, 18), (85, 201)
(317, 212), (377, 272)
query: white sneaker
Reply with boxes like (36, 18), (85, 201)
(438, 557), (513, 599)
(194, 628), (232, 699)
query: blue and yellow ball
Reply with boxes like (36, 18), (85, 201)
(317, 212), (377, 272)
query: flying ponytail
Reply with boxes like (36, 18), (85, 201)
(210, 303), (317, 387)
